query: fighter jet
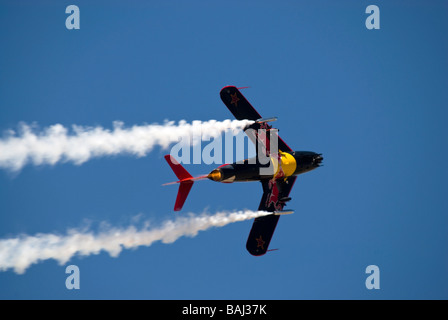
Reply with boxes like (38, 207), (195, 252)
(164, 86), (323, 255)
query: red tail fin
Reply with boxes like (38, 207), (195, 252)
(174, 181), (193, 211)
(164, 155), (192, 181)
(164, 155), (194, 211)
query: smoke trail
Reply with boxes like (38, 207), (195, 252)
(0, 209), (270, 274)
(0, 119), (253, 171)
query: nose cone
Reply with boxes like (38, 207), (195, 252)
(293, 151), (323, 174)
(313, 153), (323, 167)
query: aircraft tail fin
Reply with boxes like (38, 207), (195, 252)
(163, 154), (195, 211)
(174, 181), (194, 211)
(164, 154), (192, 181)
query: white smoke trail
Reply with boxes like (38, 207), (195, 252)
(0, 209), (270, 274)
(0, 119), (253, 171)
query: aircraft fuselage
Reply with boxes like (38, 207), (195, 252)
(208, 151), (323, 183)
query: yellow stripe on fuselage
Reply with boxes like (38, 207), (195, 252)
(272, 151), (297, 178)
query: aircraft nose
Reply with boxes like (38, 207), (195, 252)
(313, 153), (323, 166)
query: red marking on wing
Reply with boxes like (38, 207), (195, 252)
(256, 236), (265, 249)
(230, 93), (240, 106)
(265, 179), (282, 211)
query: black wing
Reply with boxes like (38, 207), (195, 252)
(220, 86), (293, 154)
(246, 176), (297, 256)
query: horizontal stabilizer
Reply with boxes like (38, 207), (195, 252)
(164, 155), (192, 181)
(174, 181), (193, 211)
(164, 154), (195, 211)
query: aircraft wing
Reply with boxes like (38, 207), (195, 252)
(246, 176), (297, 256)
(220, 86), (293, 154)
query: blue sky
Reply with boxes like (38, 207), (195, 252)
(0, 0), (447, 299)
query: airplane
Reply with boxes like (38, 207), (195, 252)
(163, 86), (323, 256)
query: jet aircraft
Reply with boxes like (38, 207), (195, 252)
(164, 86), (323, 255)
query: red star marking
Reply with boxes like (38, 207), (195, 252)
(256, 235), (265, 249)
(230, 93), (240, 106)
